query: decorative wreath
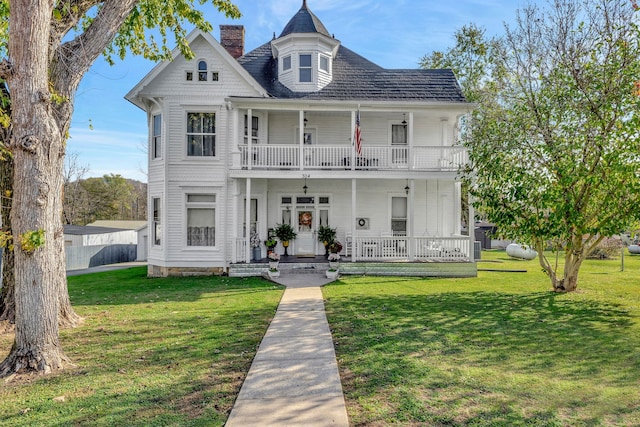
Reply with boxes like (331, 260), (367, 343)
(358, 218), (366, 227)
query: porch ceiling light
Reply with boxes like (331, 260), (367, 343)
(303, 174), (310, 194)
(402, 113), (407, 125)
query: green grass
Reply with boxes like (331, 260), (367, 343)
(0, 267), (284, 427)
(2, 254), (639, 426)
(324, 251), (640, 426)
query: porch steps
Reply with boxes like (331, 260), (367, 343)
(229, 262), (328, 278)
(229, 261), (477, 278)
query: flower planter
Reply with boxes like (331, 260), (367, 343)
(252, 247), (262, 261)
(268, 269), (280, 279)
(269, 260), (279, 269)
(325, 269), (339, 279)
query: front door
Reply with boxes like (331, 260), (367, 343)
(296, 208), (316, 256)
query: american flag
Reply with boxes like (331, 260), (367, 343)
(354, 109), (362, 156)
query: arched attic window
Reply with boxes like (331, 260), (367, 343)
(198, 60), (208, 81)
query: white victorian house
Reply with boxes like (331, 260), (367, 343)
(126, 0), (476, 277)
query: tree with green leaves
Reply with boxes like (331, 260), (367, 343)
(423, 0), (640, 292)
(0, 0), (240, 377)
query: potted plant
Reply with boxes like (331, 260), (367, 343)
(268, 252), (280, 269)
(273, 223), (297, 256)
(328, 252), (340, 269)
(265, 237), (277, 255)
(329, 240), (343, 254)
(268, 267), (280, 279)
(250, 231), (261, 261)
(317, 225), (337, 256)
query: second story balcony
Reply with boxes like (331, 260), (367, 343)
(236, 144), (467, 172)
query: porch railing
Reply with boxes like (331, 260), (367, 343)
(231, 236), (471, 263)
(238, 145), (467, 171)
(352, 236), (470, 261)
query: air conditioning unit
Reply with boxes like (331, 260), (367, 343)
(356, 217), (370, 230)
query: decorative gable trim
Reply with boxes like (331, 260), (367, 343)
(125, 29), (269, 110)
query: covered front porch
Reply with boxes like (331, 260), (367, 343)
(230, 176), (475, 269)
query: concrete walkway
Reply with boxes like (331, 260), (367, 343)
(225, 274), (349, 426)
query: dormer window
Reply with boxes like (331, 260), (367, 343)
(198, 61), (208, 81)
(319, 55), (329, 73)
(283, 55), (292, 72)
(299, 54), (312, 82)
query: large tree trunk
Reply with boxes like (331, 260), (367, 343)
(0, 153), (15, 330)
(0, 0), (71, 376)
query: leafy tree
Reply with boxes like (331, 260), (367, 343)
(62, 152), (90, 225)
(0, 0), (240, 377)
(424, 0), (640, 292)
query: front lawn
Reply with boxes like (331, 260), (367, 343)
(324, 251), (640, 426)
(0, 267), (283, 427)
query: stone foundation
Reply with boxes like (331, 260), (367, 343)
(147, 264), (225, 277)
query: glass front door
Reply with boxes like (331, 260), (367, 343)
(296, 208), (316, 256)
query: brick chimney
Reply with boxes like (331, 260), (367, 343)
(220, 25), (245, 59)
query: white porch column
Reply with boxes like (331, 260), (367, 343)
(247, 108), (253, 170)
(350, 110), (356, 171)
(440, 117), (449, 146)
(408, 112), (414, 170)
(351, 178), (357, 262)
(245, 178), (252, 263)
(231, 180), (240, 263)
(408, 179), (415, 261)
(299, 110), (305, 170)
(468, 193), (475, 262)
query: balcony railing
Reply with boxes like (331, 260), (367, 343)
(238, 145), (467, 171)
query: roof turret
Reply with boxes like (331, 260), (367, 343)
(279, 0), (331, 38)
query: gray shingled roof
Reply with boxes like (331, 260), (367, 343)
(237, 42), (466, 103)
(64, 225), (128, 235)
(279, 0), (331, 38)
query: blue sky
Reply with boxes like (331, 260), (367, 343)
(68, 0), (541, 182)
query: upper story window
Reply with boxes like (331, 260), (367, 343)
(392, 124), (407, 145)
(198, 61), (208, 81)
(299, 54), (312, 82)
(187, 113), (216, 157)
(319, 55), (329, 73)
(283, 55), (291, 72)
(152, 114), (162, 159)
(244, 115), (259, 144)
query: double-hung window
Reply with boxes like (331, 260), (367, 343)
(244, 115), (259, 144)
(152, 114), (161, 159)
(299, 54), (312, 82)
(187, 113), (216, 156)
(391, 196), (407, 235)
(152, 197), (161, 246)
(186, 194), (216, 247)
